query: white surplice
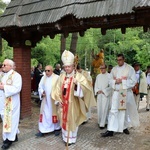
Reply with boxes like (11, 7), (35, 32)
(0, 71), (4, 116)
(108, 63), (140, 132)
(1, 69), (22, 141)
(38, 74), (60, 133)
(94, 72), (111, 127)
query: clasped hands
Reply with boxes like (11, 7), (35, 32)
(115, 77), (127, 84)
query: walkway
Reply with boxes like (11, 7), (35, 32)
(0, 98), (150, 150)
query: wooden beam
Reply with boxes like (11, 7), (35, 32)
(121, 27), (126, 34)
(101, 28), (106, 35)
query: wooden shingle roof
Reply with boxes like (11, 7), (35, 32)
(0, 0), (149, 45)
(0, 0), (149, 28)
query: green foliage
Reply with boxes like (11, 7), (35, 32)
(96, 28), (150, 70)
(76, 28), (101, 70)
(0, 39), (13, 63)
(0, 0), (7, 15)
(31, 35), (61, 67)
(0, 26), (150, 71)
(31, 58), (38, 67)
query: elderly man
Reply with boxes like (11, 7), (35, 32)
(51, 50), (96, 146)
(0, 59), (22, 149)
(102, 54), (139, 137)
(35, 65), (61, 137)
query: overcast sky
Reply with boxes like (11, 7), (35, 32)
(2, 0), (11, 4)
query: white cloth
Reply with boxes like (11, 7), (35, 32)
(0, 72), (4, 115)
(146, 89), (150, 109)
(94, 72), (111, 127)
(1, 69), (22, 141)
(74, 82), (84, 98)
(108, 63), (139, 132)
(134, 94), (140, 110)
(38, 74), (60, 133)
(147, 73), (150, 85)
(62, 127), (78, 144)
(135, 70), (140, 83)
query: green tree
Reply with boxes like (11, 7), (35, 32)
(31, 35), (61, 67)
(0, 0), (6, 14)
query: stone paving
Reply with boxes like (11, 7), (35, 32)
(0, 98), (150, 150)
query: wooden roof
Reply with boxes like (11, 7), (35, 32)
(0, 0), (149, 46)
(0, 0), (149, 27)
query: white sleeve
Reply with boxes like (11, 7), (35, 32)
(74, 82), (84, 98)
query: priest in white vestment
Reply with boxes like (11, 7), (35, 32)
(51, 50), (96, 146)
(0, 59), (22, 149)
(35, 65), (61, 137)
(102, 54), (140, 137)
(94, 64), (112, 129)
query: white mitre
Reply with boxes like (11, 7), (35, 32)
(61, 50), (74, 66)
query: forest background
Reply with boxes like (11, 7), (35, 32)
(0, 0), (150, 73)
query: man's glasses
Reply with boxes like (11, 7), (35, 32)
(45, 70), (50, 72)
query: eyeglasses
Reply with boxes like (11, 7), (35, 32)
(45, 70), (50, 72)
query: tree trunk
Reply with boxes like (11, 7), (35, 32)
(60, 34), (66, 65)
(70, 32), (78, 55)
(84, 49), (87, 70)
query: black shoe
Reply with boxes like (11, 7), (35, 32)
(1, 141), (12, 149)
(3, 135), (18, 144)
(3, 139), (9, 144)
(35, 132), (44, 137)
(14, 134), (18, 142)
(54, 129), (61, 136)
(64, 142), (72, 146)
(101, 131), (114, 137)
(146, 109), (149, 111)
(123, 128), (130, 134)
(100, 127), (105, 129)
(81, 121), (87, 125)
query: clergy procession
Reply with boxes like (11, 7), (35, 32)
(0, 51), (149, 150)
